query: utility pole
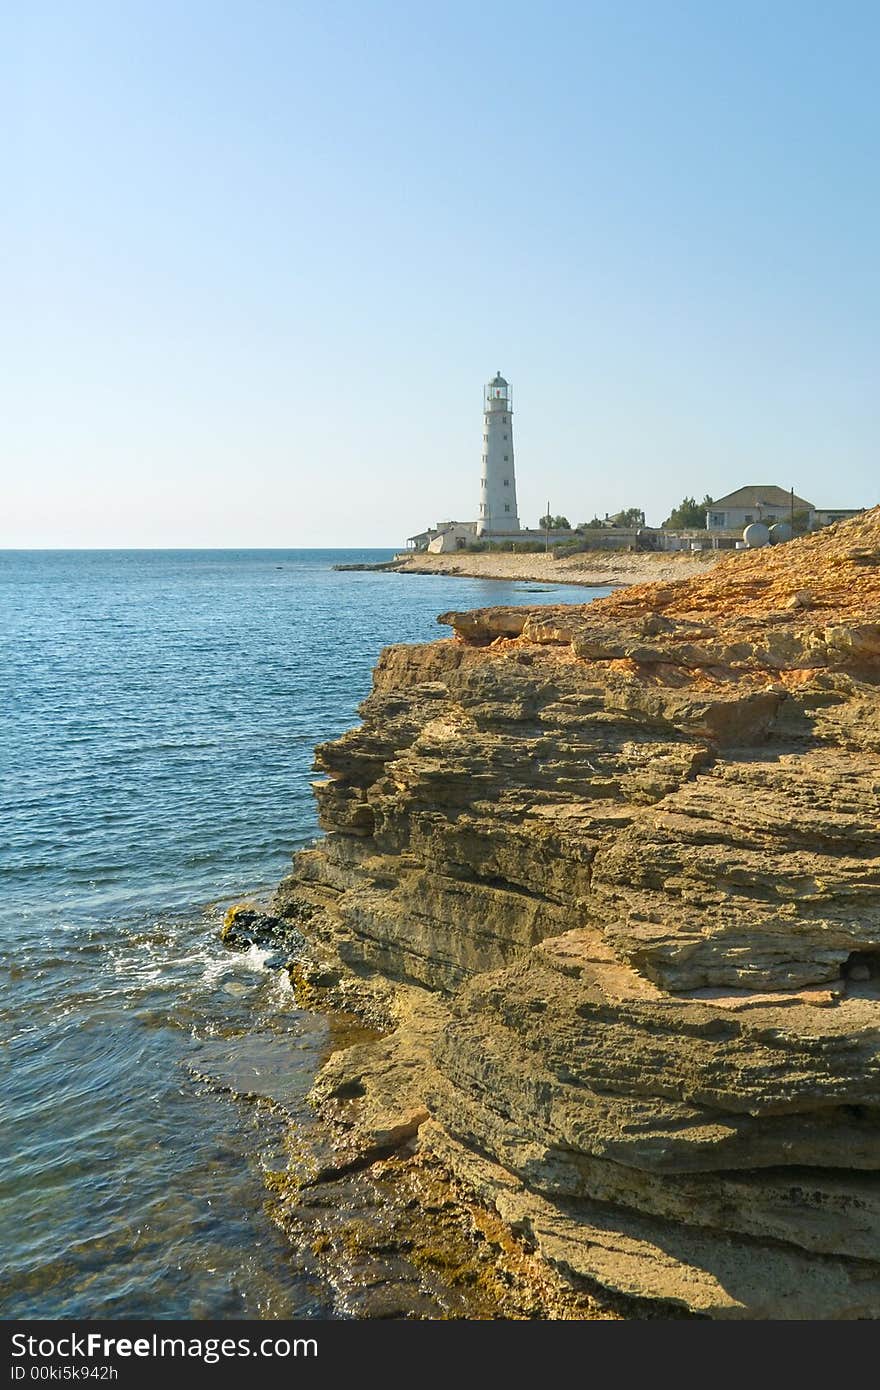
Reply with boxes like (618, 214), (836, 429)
(790, 486), (794, 535)
(545, 500), (550, 552)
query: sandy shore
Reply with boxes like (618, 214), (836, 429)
(387, 547), (722, 588)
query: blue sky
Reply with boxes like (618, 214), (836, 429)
(4, 1), (878, 546)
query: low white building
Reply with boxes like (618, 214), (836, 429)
(813, 507), (864, 527)
(406, 520), (477, 552)
(427, 522), (478, 553)
(706, 486), (814, 533)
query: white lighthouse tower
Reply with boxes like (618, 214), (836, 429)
(477, 371), (520, 536)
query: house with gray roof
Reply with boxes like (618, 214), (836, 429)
(706, 486), (814, 533)
(706, 486), (864, 534)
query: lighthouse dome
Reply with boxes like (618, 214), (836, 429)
(489, 371), (508, 388)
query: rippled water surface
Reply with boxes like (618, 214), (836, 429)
(0, 550), (609, 1318)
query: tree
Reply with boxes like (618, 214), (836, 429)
(539, 514), (571, 530)
(662, 495), (713, 529)
(577, 517), (605, 531)
(609, 507), (645, 528)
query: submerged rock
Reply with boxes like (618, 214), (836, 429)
(275, 508), (880, 1319)
(221, 902), (304, 961)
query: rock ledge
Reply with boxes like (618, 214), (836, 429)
(275, 509), (880, 1318)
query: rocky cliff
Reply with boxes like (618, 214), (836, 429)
(275, 509), (880, 1318)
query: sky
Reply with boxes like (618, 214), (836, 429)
(3, 1), (879, 547)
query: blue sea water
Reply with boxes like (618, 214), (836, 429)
(0, 550), (609, 1319)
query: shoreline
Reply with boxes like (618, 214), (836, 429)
(223, 905), (626, 1319)
(338, 548), (722, 589)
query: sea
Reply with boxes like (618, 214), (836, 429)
(0, 550), (610, 1320)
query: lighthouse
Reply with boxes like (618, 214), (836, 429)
(477, 371), (520, 536)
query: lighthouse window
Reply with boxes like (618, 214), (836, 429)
(502, 416), (507, 423)
(504, 454), (509, 461)
(503, 479), (509, 487)
(504, 504), (511, 512)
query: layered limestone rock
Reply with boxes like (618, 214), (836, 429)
(275, 508), (880, 1318)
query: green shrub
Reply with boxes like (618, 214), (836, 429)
(462, 540), (547, 553)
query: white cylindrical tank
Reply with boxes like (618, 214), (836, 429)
(476, 372), (520, 535)
(769, 522), (792, 544)
(743, 522), (770, 548)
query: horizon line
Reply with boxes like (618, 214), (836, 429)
(0, 544), (403, 553)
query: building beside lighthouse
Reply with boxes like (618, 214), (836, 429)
(478, 372), (520, 535)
